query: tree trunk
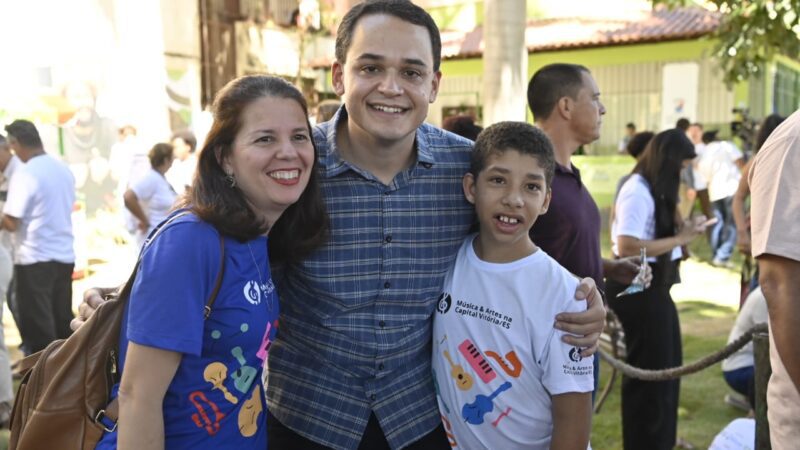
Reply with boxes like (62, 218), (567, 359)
(481, 0), (528, 125)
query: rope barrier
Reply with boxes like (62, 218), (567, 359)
(599, 323), (768, 381)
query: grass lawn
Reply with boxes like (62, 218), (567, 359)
(576, 155), (750, 449)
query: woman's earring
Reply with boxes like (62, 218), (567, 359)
(225, 172), (236, 188)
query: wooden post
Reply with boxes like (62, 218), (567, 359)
(754, 331), (771, 450)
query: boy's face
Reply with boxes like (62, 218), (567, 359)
(332, 14), (441, 149)
(463, 149), (551, 262)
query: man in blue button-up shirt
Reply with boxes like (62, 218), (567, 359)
(78, 2), (606, 449)
(263, 2), (606, 449)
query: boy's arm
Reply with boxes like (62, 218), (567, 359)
(550, 392), (592, 450)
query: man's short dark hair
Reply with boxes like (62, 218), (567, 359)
(527, 63), (590, 121)
(675, 118), (691, 131)
(626, 122), (636, 130)
(335, 0), (442, 72)
(442, 115), (482, 141)
(171, 129), (197, 153)
(470, 121), (556, 187)
(4, 120), (43, 149)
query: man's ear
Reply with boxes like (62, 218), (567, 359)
(556, 97), (572, 121)
(428, 71), (442, 104)
(332, 61), (346, 97)
(462, 173), (477, 205)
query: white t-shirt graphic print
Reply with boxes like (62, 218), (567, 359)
(432, 235), (594, 449)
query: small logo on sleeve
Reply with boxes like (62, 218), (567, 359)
(568, 347), (583, 363)
(437, 293), (452, 314)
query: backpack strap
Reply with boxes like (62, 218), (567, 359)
(204, 232), (226, 319)
(98, 214), (227, 430)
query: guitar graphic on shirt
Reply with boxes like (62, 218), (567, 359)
(231, 346), (258, 394)
(461, 381), (512, 425)
(444, 350), (474, 390)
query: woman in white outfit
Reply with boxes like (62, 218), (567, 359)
(123, 143), (177, 247)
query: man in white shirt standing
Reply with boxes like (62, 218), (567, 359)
(695, 130), (745, 267)
(1, 120), (76, 355)
(165, 129), (197, 195)
(0, 134), (20, 426)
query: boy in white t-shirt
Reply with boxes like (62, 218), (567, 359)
(432, 122), (593, 450)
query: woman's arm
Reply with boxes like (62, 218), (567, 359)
(616, 219), (702, 259)
(124, 189), (150, 232)
(732, 160), (752, 254)
(117, 342), (182, 450)
(550, 392), (592, 450)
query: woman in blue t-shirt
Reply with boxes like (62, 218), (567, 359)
(95, 75), (328, 449)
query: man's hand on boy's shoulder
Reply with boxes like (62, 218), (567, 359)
(555, 277), (605, 358)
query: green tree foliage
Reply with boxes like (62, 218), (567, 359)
(654, 0), (800, 86)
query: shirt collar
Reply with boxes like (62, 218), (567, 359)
(555, 161), (582, 184)
(316, 106), (437, 178)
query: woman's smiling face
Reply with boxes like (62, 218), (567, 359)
(223, 96), (315, 226)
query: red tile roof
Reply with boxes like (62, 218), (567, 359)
(441, 5), (721, 60)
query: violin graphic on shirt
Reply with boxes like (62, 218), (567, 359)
(462, 381), (512, 425)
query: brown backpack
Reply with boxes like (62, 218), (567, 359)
(9, 212), (226, 450)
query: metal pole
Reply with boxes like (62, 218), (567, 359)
(754, 331), (771, 450)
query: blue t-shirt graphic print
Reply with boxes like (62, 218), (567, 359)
(96, 214), (277, 449)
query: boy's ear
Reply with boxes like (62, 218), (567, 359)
(462, 173), (477, 205)
(541, 187), (552, 214)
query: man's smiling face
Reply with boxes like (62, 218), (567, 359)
(332, 13), (441, 148)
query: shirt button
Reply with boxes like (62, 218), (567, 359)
(384, 235), (392, 243)
(383, 191), (391, 195)
(379, 320), (386, 328)
(378, 363), (385, 370)
(384, 281), (391, 289)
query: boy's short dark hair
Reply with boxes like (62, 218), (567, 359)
(335, 0), (442, 72)
(527, 63), (590, 121)
(470, 121), (556, 187)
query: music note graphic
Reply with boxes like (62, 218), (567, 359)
(444, 350), (474, 390)
(458, 339), (496, 383)
(461, 381), (512, 425)
(485, 350), (523, 378)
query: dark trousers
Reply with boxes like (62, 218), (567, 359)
(724, 366), (755, 408)
(710, 196), (737, 262)
(608, 283), (682, 450)
(267, 411), (450, 450)
(14, 262), (74, 354)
